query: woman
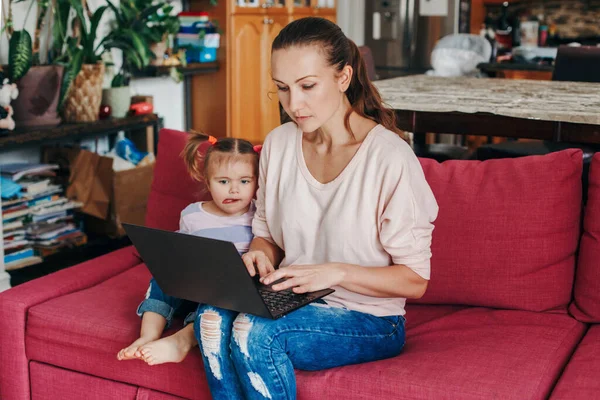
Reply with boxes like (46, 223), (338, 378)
(194, 17), (438, 400)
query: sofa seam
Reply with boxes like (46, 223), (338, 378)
(532, 321), (588, 399)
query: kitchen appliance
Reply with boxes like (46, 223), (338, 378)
(365, 0), (463, 78)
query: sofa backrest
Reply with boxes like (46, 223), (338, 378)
(414, 149), (583, 312)
(145, 129), (211, 231)
(570, 153), (600, 322)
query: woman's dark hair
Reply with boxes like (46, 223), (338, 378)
(181, 131), (259, 183)
(272, 17), (404, 140)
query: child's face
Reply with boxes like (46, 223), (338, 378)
(206, 156), (257, 216)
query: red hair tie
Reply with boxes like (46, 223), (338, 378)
(208, 135), (218, 145)
(253, 145), (262, 153)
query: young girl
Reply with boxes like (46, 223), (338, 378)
(117, 132), (260, 366)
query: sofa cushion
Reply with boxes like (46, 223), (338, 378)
(145, 129), (211, 232)
(549, 325), (600, 400)
(297, 307), (585, 400)
(30, 361), (139, 400)
(26, 264), (211, 400)
(415, 149), (583, 312)
(569, 153), (600, 322)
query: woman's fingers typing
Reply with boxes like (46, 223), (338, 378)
(242, 251), (275, 278)
(255, 253), (275, 278)
(241, 253), (258, 276)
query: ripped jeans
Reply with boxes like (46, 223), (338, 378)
(193, 301), (406, 400)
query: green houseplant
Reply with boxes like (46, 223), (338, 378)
(52, 0), (109, 122)
(99, 0), (180, 117)
(3, 0), (65, 127)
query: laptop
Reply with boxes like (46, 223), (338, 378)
(122, 223), (335, 319)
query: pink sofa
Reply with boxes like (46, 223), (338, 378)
(2, 128), (600, 400)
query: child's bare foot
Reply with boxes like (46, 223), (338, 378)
(117, 336), (157, 360)
(139, 333), (193, 366)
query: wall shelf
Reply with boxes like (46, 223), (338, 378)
(133, 62), (219, 78)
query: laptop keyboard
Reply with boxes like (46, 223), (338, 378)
(258, 288), (317, 314)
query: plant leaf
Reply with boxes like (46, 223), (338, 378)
(126, 30), (151, 68)
(58, 47), (84, 110)
(88, 5), (108, 58)
(51, 0), (71, 57)
(68, 0), (89, 50)
(102, 39), (144, 70)
(8, 30), (33, 81)
(105, 0), (124, 25)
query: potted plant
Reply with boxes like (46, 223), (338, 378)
(52, 0), (109, 122)
(99, 0), (179, 118)
(3, 0), (65, 127)
(146, 3), (180, 66)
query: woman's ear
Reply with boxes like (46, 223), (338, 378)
(338, 65), (353, 93)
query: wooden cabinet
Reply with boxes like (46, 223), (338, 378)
(229, 14), (288, 143)
(230, 16), (264, 143)
(261, 15), (289, 138)
(190, 0), (336, 143)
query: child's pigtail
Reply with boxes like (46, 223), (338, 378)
(181, 130), (212, 182)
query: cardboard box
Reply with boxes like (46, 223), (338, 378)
(67, 149), (155, 238)
(84, 161), (155, 238)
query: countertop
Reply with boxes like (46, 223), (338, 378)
(373, 75), (600, 125)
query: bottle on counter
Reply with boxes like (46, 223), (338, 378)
(520, 14), (539, 47)
(495, 2), (513, 54)
(481, 15), (498, 62)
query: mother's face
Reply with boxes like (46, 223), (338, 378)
(271, 45), (351, 133)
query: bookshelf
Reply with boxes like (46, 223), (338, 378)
(0, 114), (162, 292)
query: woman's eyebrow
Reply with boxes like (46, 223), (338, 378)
(272, 75), (318, 84)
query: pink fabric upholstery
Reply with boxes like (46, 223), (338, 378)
(25, 264), (211, 400)
(0, 246), (140, 400)
(30, 362), (138, 400)
(550, 325), (600, 399)
(570, 153), (600, 322)
(24, 266), (585, 400)
(297, 308), (584, 400)
(30, 362), (187, 400)
(145, 129), (211, 232)
(415, 150), (583, 312)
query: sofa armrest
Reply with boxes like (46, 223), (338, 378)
(0, 246), (141, 400)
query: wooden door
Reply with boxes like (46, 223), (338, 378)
(260, 15), (289, 140)
(230, 15), (264, 142)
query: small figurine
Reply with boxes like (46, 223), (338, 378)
(0, 74), (19, 132)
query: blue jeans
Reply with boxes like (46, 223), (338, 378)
(137, 278), (197, 328)
(193, 301), (406, 400)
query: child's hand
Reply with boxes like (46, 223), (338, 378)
(242, 250), (275, 278)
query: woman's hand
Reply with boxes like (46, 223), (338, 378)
(242, 250), (275, 278)
(261, 263), (347, 293)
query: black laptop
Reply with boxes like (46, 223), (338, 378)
(123, 223), (334, 319)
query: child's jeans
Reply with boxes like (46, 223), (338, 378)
(136, 278), (197, 328)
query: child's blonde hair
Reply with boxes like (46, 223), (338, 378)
(181, 131), (259, 183)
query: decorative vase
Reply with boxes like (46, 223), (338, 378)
(62, 63), (105, 122)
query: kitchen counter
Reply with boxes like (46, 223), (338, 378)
(374, 75), (600, 145)
(374, 75), (600, 125)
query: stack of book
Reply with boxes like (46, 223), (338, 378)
(1, 163), (87, 271)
